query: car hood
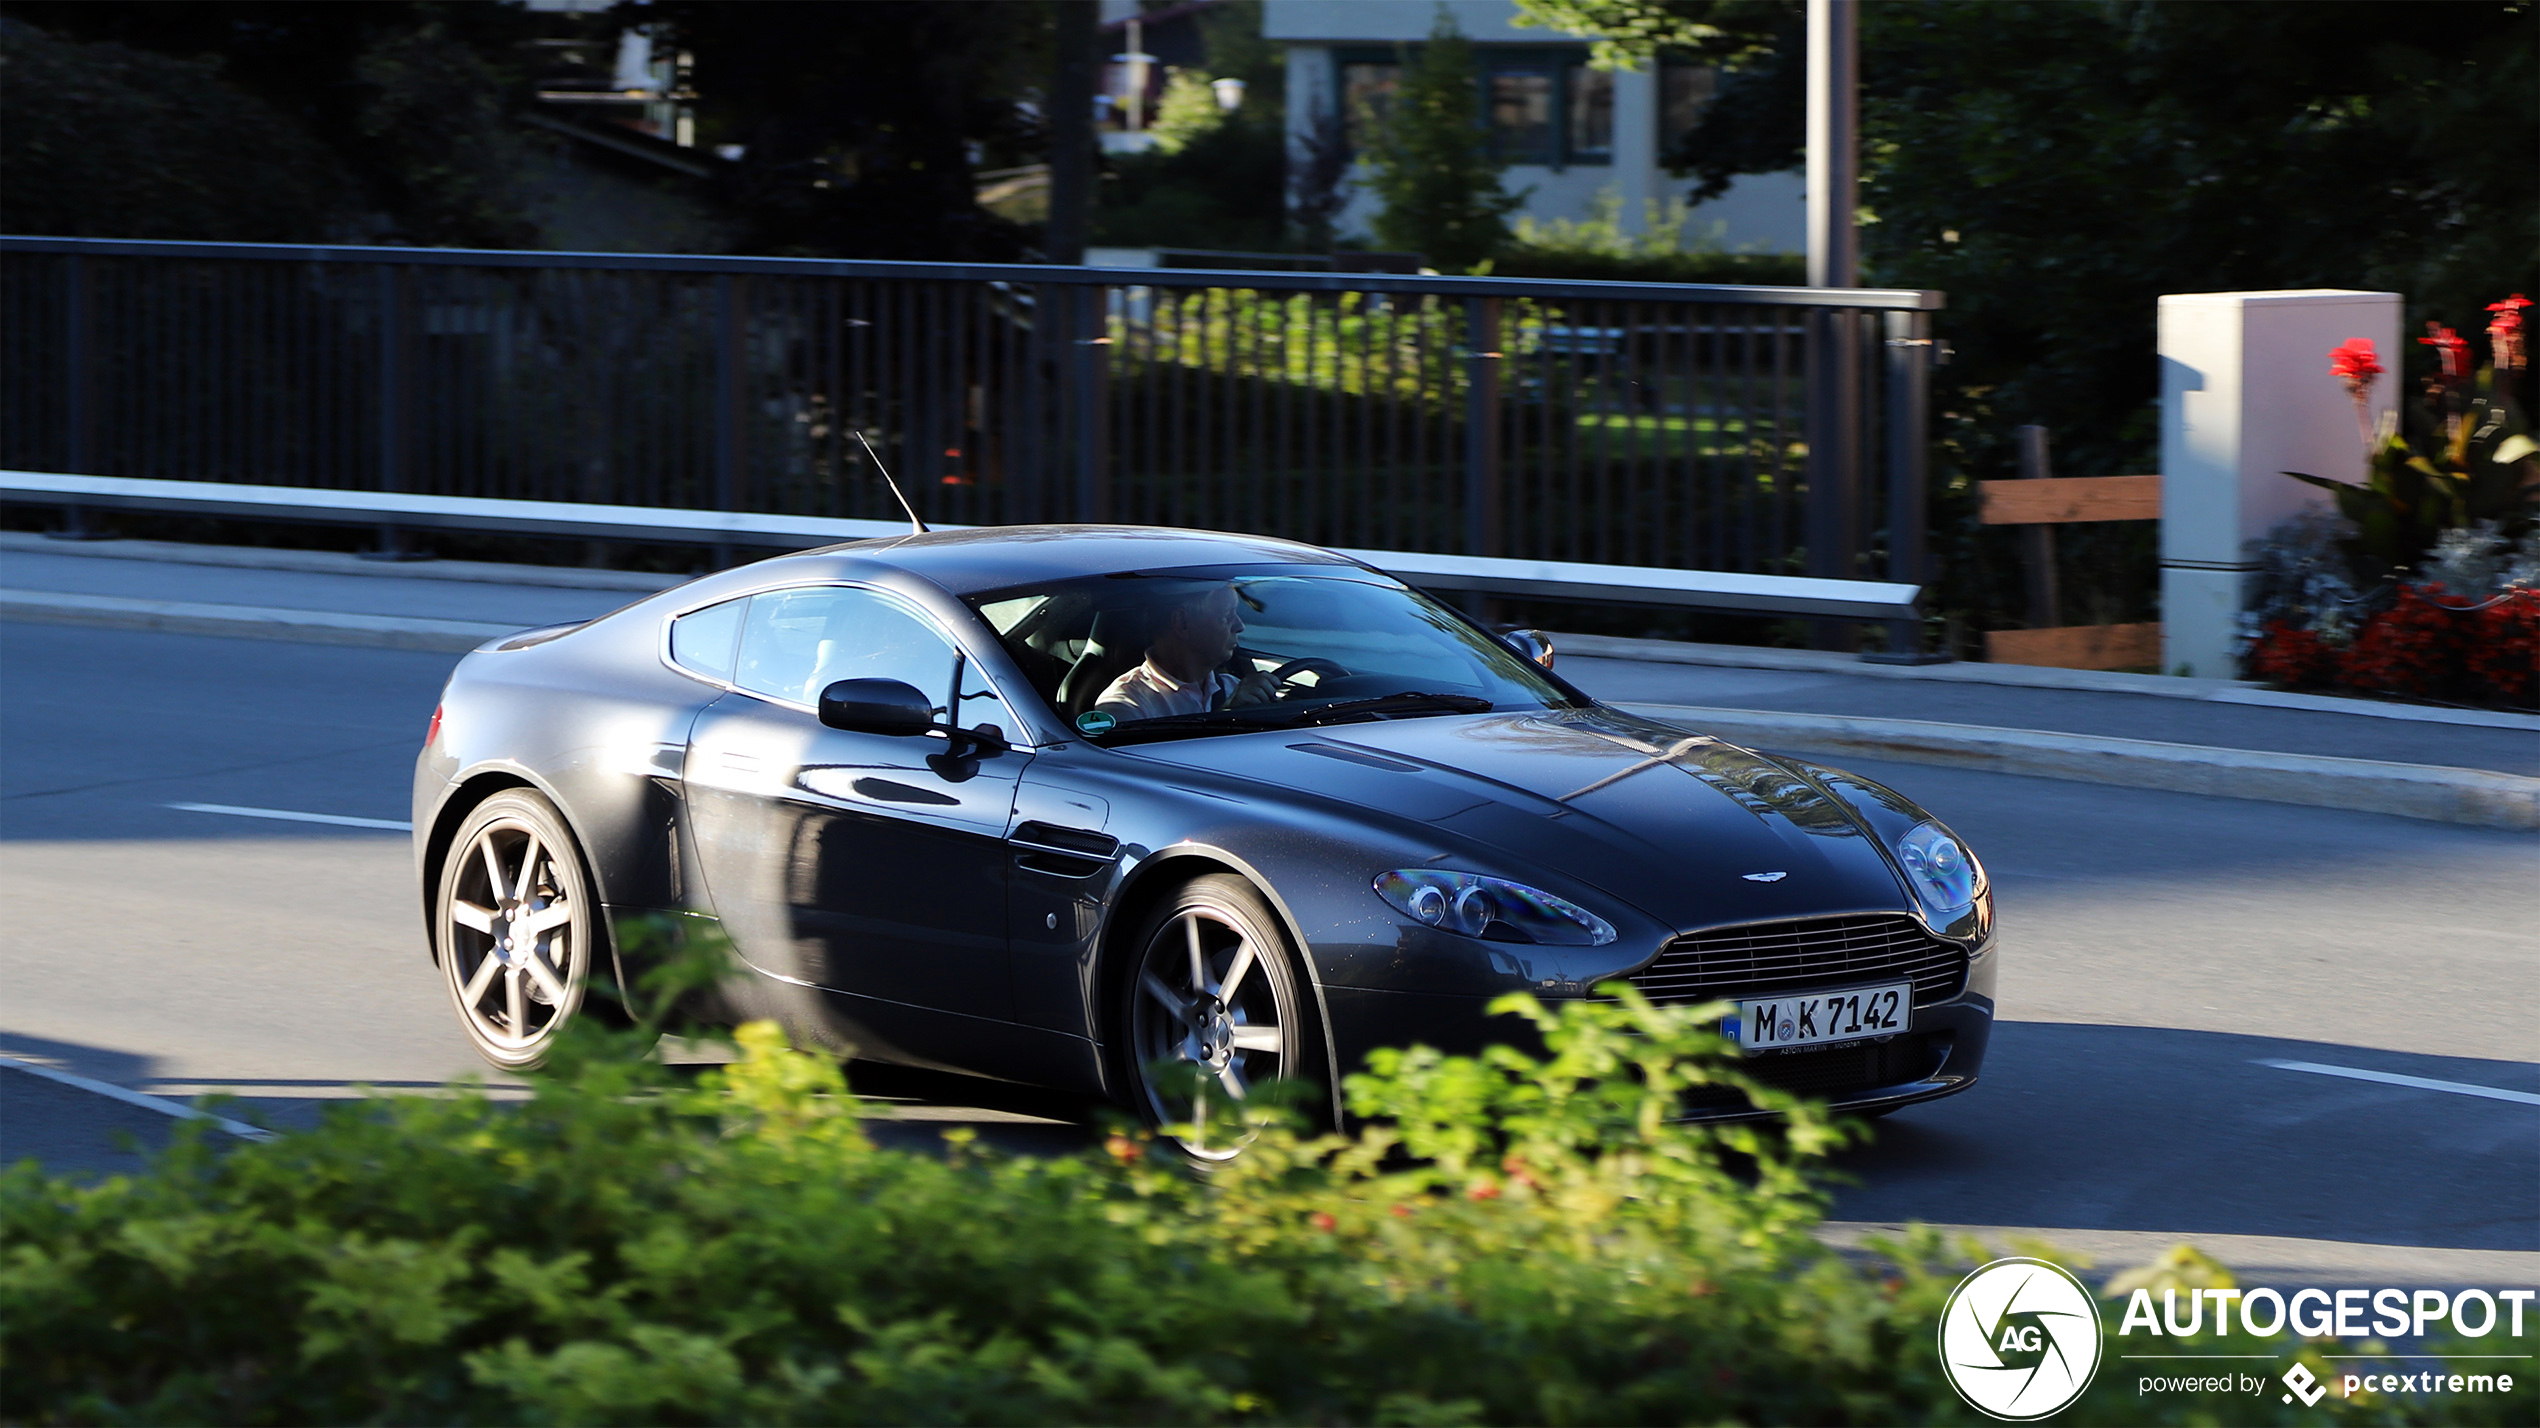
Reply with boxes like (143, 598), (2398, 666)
(1120, 705), (1915, 932)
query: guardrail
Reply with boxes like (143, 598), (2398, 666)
(0, 470), (1925, 626)
(1, 236), (1941, 643)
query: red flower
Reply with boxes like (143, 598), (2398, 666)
(2245, 622), (2338, 688)
(2342, 584), (2469, 700)
(2419, 324), (2472, 383)
(1308, 1211), (1337, 1231)
(2328, 337), (2382, 391)
(2489, 294), (2530, 370)
(2464, 589), (2540, 707)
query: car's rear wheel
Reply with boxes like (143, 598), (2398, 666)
(437, 789), (602, 1071)
(1119, 873), (1317, 1160)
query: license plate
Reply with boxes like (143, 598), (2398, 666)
(1738, 981), (1911, 1054)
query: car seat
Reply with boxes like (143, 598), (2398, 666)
(1057, 606), (1150, 720)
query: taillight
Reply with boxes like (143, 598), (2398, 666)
(424, 704), (443, 750)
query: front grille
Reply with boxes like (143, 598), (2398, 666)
(1633, 913), (1967, 1008)
(1684, 1035), (1938, 1108)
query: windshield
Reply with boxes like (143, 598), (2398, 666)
(966, 565), (1580, 743)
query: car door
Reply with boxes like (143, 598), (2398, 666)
(677, 583), (1031, 1059)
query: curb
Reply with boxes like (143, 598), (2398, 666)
(1560, 631), (2540, 733)
(0, 589), (522, 653)
(1622, 703), (2540, 832)
(0, 530), (688, 593)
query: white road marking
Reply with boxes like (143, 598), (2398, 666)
(167, 801), (411, 831)
(2256, 1058), (2540, 1107)
(0, 1055), (276, 1140)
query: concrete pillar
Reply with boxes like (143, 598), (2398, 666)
(2158, 289), (2401, 678)
(1610, 66), (1658, 237)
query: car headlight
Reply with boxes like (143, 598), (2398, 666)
(1895, 820), (1982, 920)
(1374, 870), (1616, 946)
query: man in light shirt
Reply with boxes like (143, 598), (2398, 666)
(1096, 583), (1280, 722)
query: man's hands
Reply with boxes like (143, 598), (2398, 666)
(1226, 671), (1280, 708)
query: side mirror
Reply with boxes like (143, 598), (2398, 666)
(818, 678), (935, 736)
(1501, 628), (1555, 670)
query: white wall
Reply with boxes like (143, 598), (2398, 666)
(2158, 289), (2402, 678)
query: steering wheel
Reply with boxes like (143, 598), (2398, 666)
(1264, 656), (1351, 699)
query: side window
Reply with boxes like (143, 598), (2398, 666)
(668, 597), (744, 681)
(733, 586), (1013, 729)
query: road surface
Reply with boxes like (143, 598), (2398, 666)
(4, 617), (2533, 1284)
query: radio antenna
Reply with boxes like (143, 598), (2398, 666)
(853, 430), (929, 535)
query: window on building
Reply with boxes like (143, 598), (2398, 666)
(1486, 65), (1555, 164)
(1340, 60), (1400, 145)
(1566, 63), (1614, 161)
(1336, 47), (1610, 169)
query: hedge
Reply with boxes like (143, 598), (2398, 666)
(3, 977), (2524, 1425)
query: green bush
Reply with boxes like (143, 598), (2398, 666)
(4, 979), (2526, 1424)
(1489, 191), (1806, 286)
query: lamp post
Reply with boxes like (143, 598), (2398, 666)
(1804, 0), (1862, 641)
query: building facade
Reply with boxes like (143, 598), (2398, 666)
(1265, 0), (1804, 255)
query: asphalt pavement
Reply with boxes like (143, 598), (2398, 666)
(2, 535), (2534, 1287)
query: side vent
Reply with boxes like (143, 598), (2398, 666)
(1009, 821), (1119, 878)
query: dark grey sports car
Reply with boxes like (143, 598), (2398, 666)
(414, 526), (1994, 1152)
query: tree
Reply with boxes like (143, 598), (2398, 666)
(1089, 2), (1292, 255)
(0, 1), (549, 247)
(1512, 0), (2539, 474)
(1512, 0), (1796, 193)
(649, 1), (1045, 261)
(0, 21), (352, 242)
(1360, 14), (1522, 271)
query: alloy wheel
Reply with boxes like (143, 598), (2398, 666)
(1126, 885), (1297, 1159)
(440, 795), (589, 1068)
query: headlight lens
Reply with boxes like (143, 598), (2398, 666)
(1895, 820), (1981, 918)
(1374, 870), (1616, 946)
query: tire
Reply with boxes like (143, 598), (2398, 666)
(1116, 873), (1321, 1160)
(436, 789), (606, 1072)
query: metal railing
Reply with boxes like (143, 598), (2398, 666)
(0, 236), (1939, 607)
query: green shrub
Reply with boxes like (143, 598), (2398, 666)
(1489, 191), (1806, 286)
(4, 979), (2526, 1424)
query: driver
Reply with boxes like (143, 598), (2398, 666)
(1095, 583), (1280, 721)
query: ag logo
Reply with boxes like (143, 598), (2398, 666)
(1938, 1257), (2103, 1420)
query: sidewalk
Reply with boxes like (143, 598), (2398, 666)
(5, 532), (2534, 828)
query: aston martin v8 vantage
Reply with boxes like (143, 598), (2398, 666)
(415, 526), (1994, 1149)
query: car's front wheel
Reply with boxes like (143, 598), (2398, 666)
(1119, 873), (1319, 1160)
(437, 789), (602, 1071)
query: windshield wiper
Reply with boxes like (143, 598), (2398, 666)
(1092, 691), (1492, 745)
(1090, 708), (1294, 746)
(1285, 692), (1493, 726)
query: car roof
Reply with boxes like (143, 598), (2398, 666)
(774, 524), (1366, 597)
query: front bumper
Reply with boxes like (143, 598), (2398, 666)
(1317, 964), (1994, 1121)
